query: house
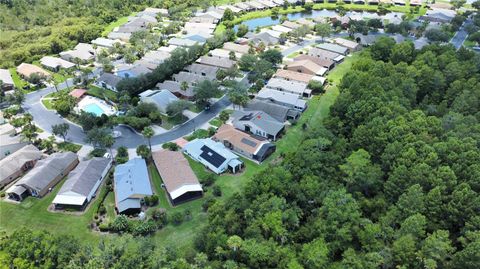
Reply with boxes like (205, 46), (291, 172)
(107, 32), (131, 42)
(274, 69), (314, 84)
(420, 9), (456, 23)
(69, 88), (87, 99)
(184, 63), (219, 80)
(52, 157), (112, 210)
(16, 63), (50, 81)
(0, 135), (28, 161)
(138, 7), (169, 17)
(0, 123), (16, 136)
(246, 1), (267, 10)
(245, 99), (300, 122)
(184, 34), (209, 43)
(91, 38), (125, 49)
(140, 89), (179, 114)
(114, 158), (153, 215)
(183, 22), (216, 36)
(218, 5), (242, 13)
(183, 138), (243, 174)
(210, 48), (242, 60)
(189, 16), (217, 24)
(232, 110), (285, 141)
(308, 47), (345, 62)
(294, 54), (335, 70)
(368, 0), (379, 5)
(59, 43), (95, 63)
(173, 71), (207, 86)
(235, 2), (252, 11)
(332, 38), (361, 52)
(156, 80), (195, 99)
(296, 18), (315, 27)
(116, 64), (151, 78)
(6, 152), (78, 201)
(257, 88), (307, 111)
(142, 50), (171, 65)
(393, 0), (405, 5)
(286, 60), (328, 76)
(168, 37), (201, 47)
(223, 42), (250, 54)
(266, 78), (311, 98)
(247, 31), (280, 46)
(0, 69), (14, 91)
(213, 124), (276, 162)
(39, 56), (75, 72)
(353, 0), (365, 4)
(282, 20), (302, 29)
(117, 17), (155, 34)
(195, 10), (223, 22)
(410, 0), (422, 6)
(316, 43), (349, 55)
(152, 150), (203, 205)
(0, 145), (42, 189)
(257, 0), (278, 8)
(96, 73), (122, 92)
(271, 25), (292, 33)
(196, 56), (236, 69)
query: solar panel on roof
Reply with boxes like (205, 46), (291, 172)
(241, 138), (257, 148)
(199, 145), (226, 168)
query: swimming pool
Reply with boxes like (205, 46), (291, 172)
(83, 103), (105, 116)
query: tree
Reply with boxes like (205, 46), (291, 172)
(260, 49), (283, 65)
(223, 8), (234, 21)
(136, 144), (151, 159)
(40, 135), (55, 153)
(391, 41), (415, 64)
(52, 91), (76, 116)
(51, 123), (70, 142)
(303, 2), (313, 11)
(315, 23), (332, 41)
(193, 80), (220, 107)
(237, 24), (249, 37)
(370, 36), (396, 61)
(227, 235), (243, 252)
(166, 99), (190, 117)
(85, 128), (110, 148)
(227, 81), (249, 109)
(142, 126), (154, 153)
(451, 0), (466, 9)
(102, 134), (115, 159)
(238, 54), (258, 71)
(425, 29), (449, 42)
(219, 110), (230, 122)
(307, 80), (324, 93)
(300, 238), (329, 269)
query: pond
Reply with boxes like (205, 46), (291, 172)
(234, 9), (405, 31)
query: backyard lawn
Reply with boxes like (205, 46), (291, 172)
(208, 117), (223, 127)
(88, 86), (118, 102)
(102, 12), (137, 36)
(8, 68), (27, 90)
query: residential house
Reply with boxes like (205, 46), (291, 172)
(40, 56), (75, 72)
(246, 1), (267, 10)
(107, 32), (131, 42)
(368, 0), (380, 4)
(16, 63), (51, 81)
(294, 54), (335, 70)
(184, 34), (209, 43)
(168, 37), (201, 47)
(69, 88), (87, 99)
(210, 48), (242, 60)
(0, 134), (28, 161)
(156, 80), (195, 99)
(189, 16), (217, 24)
(257, 0), (278, 8)
(196, 56), (236, 69)
(91, 38), (125, 49)
(0, 69), (14, 91)
(184, 63), (219, 80)
(114, 158), (153, 215)
(223, 42), (250, 54)
(282, 20), (302, 29)
(308, 47), (345, 62)
(420, 9), (456, 23)
(213, 124), (276, 162)
(393, 0), (405, 5)
(353, 0), (365, 4)
(316, 43), (349, 55)
(296, 18), (315, 27)
(138, 7), (169, 17)
(96, 73), (122, 92)
(271, 25), (292, 34)
(274, 69), (314, 84)
(59, 43), (95, 63)
(140, 89), (179, 114)
(173, 71), (207, 86)
(142, 50), (171, 65)
(247, 31), (280, 46)
(257, 88), (307, 111)
(286, 60), (328, 76)
(0, 145), (42, 189)
(218, 5), (242, 13)
(52, 157), (112, 210)
(117, 17), (155, 34)
(183, 138), (243, 174)
(152, 150), (203, 205)
(245, 99), (300, 122)
(116, 64), (151, 78)
(0, 123), (16, 136)
(266, 78), (311, 98)
(410, 0), (422, 6)
(333, 38), (361, 52)
(235, 2), (252, 11)
(232, 110), (285, 141)
(6, 152), (78, 201)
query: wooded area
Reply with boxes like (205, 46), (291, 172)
(1, 41), (479, 268)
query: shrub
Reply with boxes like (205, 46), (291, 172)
(130, 220), (157, 236)
(212, 185), (222, 197)
(201, 174), (217, 187)
(98, 205), (106, 215)
(170, 211), (184, 225)
(162, 142), (179, 151)
(98, 223), (110, 232)
(110, 215), (130, 233)
(151, 208), (168, 226)
(89, 148), (107, 158)
(144, 195), (159, 206)
(0, 193), (5, 198)
(219, 110), (230, 122)
(202, 196), (217, 212)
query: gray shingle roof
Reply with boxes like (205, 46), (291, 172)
(233, 110), (284, 136)
(97, 73), (122, 88)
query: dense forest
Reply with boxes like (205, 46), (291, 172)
(0, 0), (212, 68)
(1, 42), (479, 268)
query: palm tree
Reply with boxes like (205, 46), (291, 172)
(142, 127), (154, 153)
(102, 134), (115, 160)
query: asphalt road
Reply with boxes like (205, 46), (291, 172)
(450, 18), (472, 50)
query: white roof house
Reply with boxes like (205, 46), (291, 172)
(52, 157), (112, 208)
(40, 56), (76, 70)
(257, 88), (307, 111)
(0, 69), (14, 88)
(266, 78), (311, 97)
(91, 38), (125, 48)
(209, 48), (242, 59)
(168, 38), (200, 47)
(271, 25), (293, 33)
(183, 138), (243, 174)
(59, 43), (95, 63)
(140, 89), (179, 114)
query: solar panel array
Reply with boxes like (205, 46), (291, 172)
(199, 145), (226, 168)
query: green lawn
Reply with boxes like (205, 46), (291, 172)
(160, 114), (188, 130)
(57, 142), (82, 153)
(41, 98), (55, 110)
(8, 68), (27, 90)
(102, 12), (137, 36)
(88, 86), (118, 102)
(208, 118), (222, 127)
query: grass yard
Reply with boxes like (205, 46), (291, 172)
(57, 142), (82, 153)
(8, 68), (28, 90)
(102, 12), (137, 36)
(208, 118), (223, 128)
(88, 86), (118, 102)
(41, 98), (55, 110)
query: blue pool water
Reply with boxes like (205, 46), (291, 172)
(83, 103), (105, 116)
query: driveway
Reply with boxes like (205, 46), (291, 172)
(451, 18), (472, 50)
